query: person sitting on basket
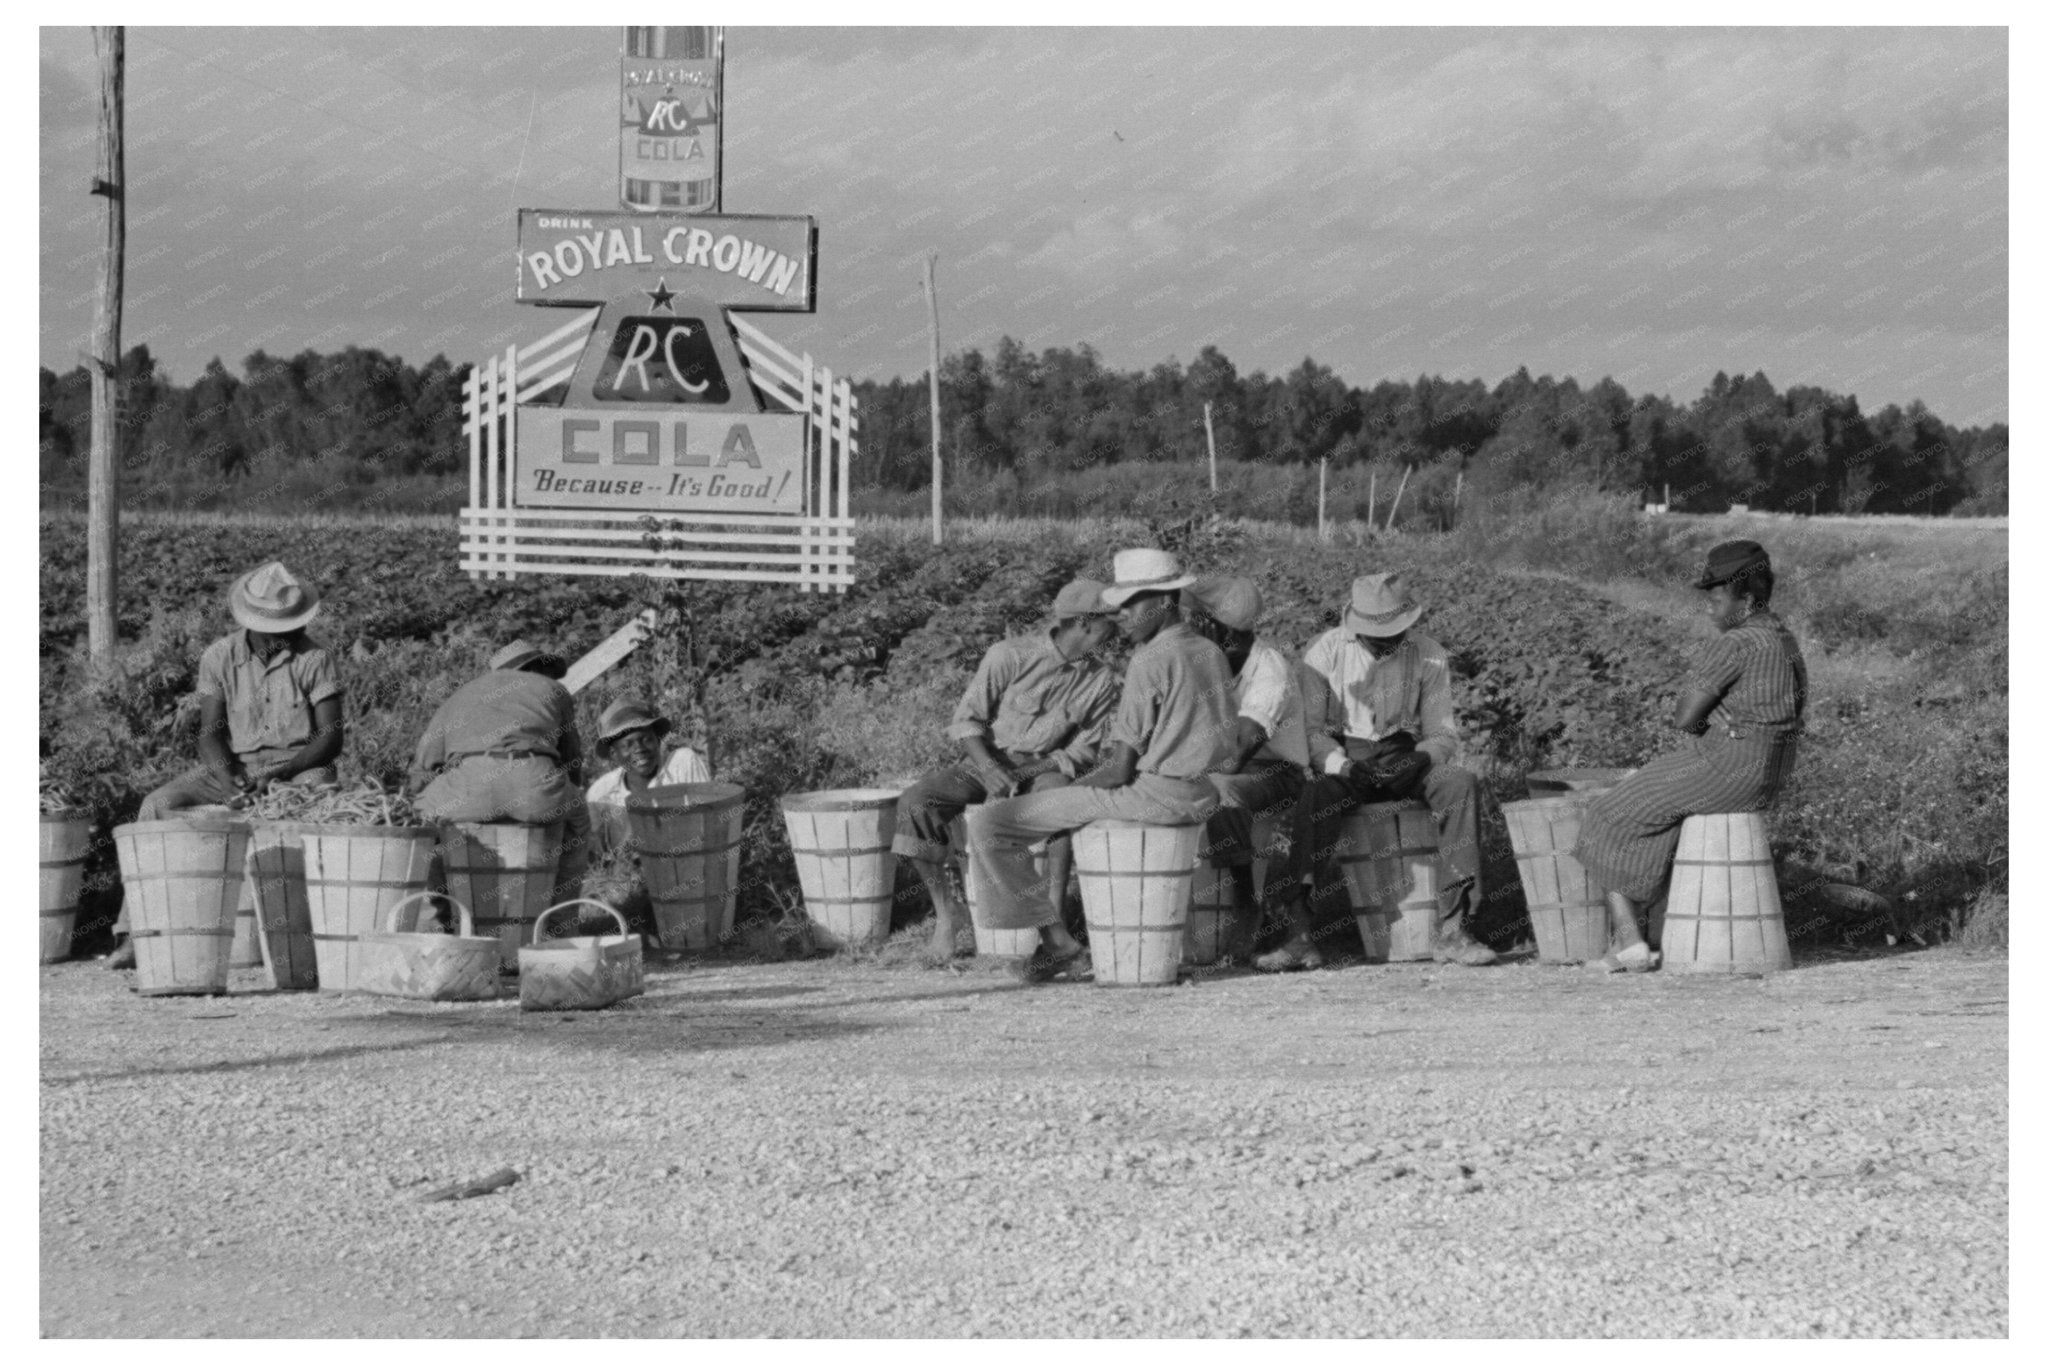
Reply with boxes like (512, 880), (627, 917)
(1181, 575), (1312, 964)
(107, 561), (345, 970)
(968, 549), (1238, 985)
(892, 578), (1122, 962)
(1258, 572), (1495, 971)
(411, 640), (592, 910)
(1572, 540), (1807, 973)
(585, 699), (712, 858)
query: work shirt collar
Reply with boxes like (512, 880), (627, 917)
(236, 628), (305, 672)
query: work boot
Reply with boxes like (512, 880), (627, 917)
(1431, 921), (1498, 966)
(104, 937), (135, 971)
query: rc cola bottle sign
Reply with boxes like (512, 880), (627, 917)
(620, 25), (723, 213)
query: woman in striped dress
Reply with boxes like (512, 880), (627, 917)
(1574, 540), (1807, 972)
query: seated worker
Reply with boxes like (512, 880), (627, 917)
(1574, 540), (1806, 973)
(1181, 575), (1311, 962)
(1258, 572), (1495, 970)
(109, 561), (344, 969)
(412, 639), (591, 908)
(968, 549), (1238, 984)
(892, 579), (1120, 961)
(585, 699), (713, 857)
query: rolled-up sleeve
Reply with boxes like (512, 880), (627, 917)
(945, 641), (1015, 744)
(298, 648), (343, 707)
(1053, 676), (1118, 777)
(1235, 644), (1291, 739)
(1415, 645), (1459, 768)
(1108, 649), (1164, 756)
(1300, 637), (1347, 775)
(195, 639), (231, 701)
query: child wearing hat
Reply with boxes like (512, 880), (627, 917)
(109, 562), (346, 968)
(585, 699), (712, 856)
(1573, 541), (1807, 972)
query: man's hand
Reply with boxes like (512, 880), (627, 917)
(976, 759), (1018, 799)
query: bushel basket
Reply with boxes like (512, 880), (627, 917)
(518, 900), (645, 1012)
(357, 892), (501, 1002)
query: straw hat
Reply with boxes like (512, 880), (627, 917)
(1183, 576), (1262, 633)
(1099, 549), (1196, 609)
(597, 700), (671, 745)
(229, 562), (320, 634)
(489, 639), (567, 677)
(1343, 572), (1424, 638)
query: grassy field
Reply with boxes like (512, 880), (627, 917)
(38, 497), (2007, 955)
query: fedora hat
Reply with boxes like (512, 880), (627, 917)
(229, 561), (320, 634)
(1183, 575), (1262, 633)
(489, 639), (567, 677)
(597, 699), (672, 745)
(1693, 540), (1771, 589)
(1344, 572), (1424, 638)
(1052, 578), (1113, 619)
(1099, 548), (1197, 609)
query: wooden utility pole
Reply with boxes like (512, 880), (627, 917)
(1367, 467), (1377, 528)
(923, 252), (942, 547)
(1452, 468), (1463, 530)
(1317, 457), (1328, 540)
(1203, 402), (1217, 494)
(88, 26), (125, 665)
(1385, 463), (1413, 532)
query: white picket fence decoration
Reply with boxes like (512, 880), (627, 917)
(460, 310), (856, 592)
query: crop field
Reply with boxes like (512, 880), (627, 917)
(38, 502), (2007, 957)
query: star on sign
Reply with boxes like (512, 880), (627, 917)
(644, 278), (677, 311)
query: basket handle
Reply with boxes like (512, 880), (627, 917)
(531, 898), (629, 943)
(383, 890), (475, 938)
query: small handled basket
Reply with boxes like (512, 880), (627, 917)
(518, 899), (646, 1013)
(356, 891), (501, 1002)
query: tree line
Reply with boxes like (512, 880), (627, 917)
(40, 339), (2008, 516)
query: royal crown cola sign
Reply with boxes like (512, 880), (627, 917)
(620, 25), (723, 213)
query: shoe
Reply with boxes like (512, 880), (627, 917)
(104, 939), (135, 971)
(1430, 925), (1498, 966)
(1253, 938), (1324, 973)
(1589, 944), (1660, 974)
(1009, 940), (1087, 985)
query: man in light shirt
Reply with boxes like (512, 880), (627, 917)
(1182, 576), (1309, 962)
(969, 550), (1236, 984)
(893, 579), (1121, 961)
(1258, 572), (1496, 969)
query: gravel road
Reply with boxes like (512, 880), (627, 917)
(41, 945), (2007, 1338)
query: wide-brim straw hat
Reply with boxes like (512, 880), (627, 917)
(1693, 539), (1772, 590)
(1100, 548), (1197, 608)
(489, 639), (568, 676)
(229, 561), (320, 634)
(1343, 572), (1424, 638)
(598, 700), (672, 745)
(1183, 575), (1263, 632)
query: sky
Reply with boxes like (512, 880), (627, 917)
(38, 25), (2009, 427)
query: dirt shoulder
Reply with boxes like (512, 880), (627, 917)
(41, 946), (2007, 1338)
